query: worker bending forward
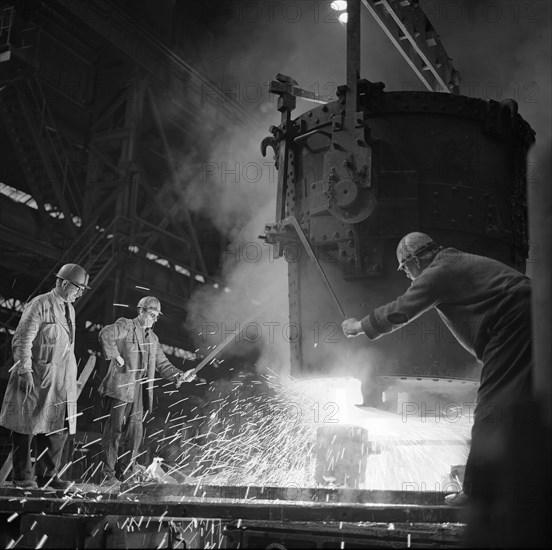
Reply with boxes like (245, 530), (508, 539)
(98, 296), (196, 487)
(342, 233), (533, 506)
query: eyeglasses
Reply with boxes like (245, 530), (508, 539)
(68, 281), (85, 292)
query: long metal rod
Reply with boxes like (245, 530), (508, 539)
(192, 310), (261, 374)
(282, 216), (346, 318)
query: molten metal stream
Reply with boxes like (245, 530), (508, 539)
(188, 376), (470, 490)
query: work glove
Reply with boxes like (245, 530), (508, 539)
(175, 369), (197, 388)
(115, 355), (125, 367)
(18, 372), (34, 399)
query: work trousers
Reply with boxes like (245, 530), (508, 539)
(11, 430), (68, 481)
(101, 381), (144, 479)
(463, 288), (533, 502)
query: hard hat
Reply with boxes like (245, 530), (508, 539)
(56, 263), (91, 289)
(396, 232), (437, 271)
(137, 296), (163, 315)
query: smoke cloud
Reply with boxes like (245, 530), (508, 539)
(172, 0), (550, 379)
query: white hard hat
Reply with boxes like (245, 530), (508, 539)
(137, 296), (163, 315)
(396, 232), (438, 270)
(56, 263), (91, 289)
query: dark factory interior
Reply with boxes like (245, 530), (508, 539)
(0, 0), (550, 548)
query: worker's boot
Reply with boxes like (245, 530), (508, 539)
(12, 478), (38, 489)
(36, 476), (72, 490)
(444, 491), (470, 506)
(101, 474), (121, 491)
(120, 463), (146, 484)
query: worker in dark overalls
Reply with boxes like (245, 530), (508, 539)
(342, 232), (533, 507)
(98, 296), (196, 488)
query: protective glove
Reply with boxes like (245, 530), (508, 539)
(175, 369), (197, 388)
(115, 355), (125, 367)
(18, 372), (34, 399)
(341, 318), (364, 338)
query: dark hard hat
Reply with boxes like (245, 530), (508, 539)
(56, 263), (91, 289)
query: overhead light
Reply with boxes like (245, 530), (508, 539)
(338, 12), (348, 23)
(331, 0), (347, 10)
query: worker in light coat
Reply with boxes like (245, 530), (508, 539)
(0, 263), (90, 490)
(98, 296), (196, 486)
(342, 233), (533, 506)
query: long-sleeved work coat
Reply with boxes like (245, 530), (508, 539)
(98, 317), (182, 411)
(360, 247), (534, 498)
(0, 289), (78, 435)
(360, 247), (533, 405)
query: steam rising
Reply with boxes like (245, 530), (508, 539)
(174, 0), (550, 377)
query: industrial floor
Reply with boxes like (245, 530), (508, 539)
(0, 480), (467, 548)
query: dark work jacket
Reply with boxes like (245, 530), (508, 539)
(361, 248), (531, 362)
